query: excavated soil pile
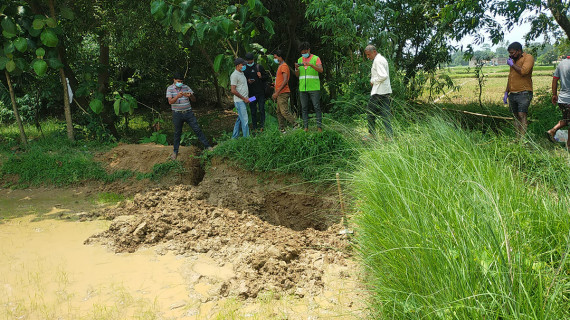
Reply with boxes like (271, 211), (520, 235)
(86, 185), (350, 299)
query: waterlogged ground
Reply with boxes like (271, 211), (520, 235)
(0, 147), (367, 319)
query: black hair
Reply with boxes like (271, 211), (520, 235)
(507, 42), (523, 52)
(173, 71), (184, 80)
(273, 49), (284, 58)
(299, 42), (310, 51)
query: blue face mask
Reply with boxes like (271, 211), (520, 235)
(274, 58), (279, 64)
(241, 65), (246, 72)
(247, 63), (254, 67)
(175, 82), (183, 88)
(302, 53), (310, 58)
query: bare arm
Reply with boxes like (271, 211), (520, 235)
(231, 85), (250, 103)
(167, 92), (184, 105)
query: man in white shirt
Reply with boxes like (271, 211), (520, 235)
(364, 44), (393, 138)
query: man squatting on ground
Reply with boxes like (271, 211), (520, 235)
(166, 72), (212, 160)
(244, 52), (268, 132)
(272, 49), (298, 132)
(547, 55), (570, 148)
(295, 42), (323, 132)
(230, 58), (250, 139)
(503, 42), (534, 141)
(364, 44), (393, 138)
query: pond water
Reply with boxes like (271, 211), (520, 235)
(0, 188), (366, 319)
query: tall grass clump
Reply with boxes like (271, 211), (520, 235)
(210, 128), (356, 182)
(352, 116), (570, 319)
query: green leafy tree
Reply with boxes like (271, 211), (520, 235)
(150, 0), (275, 107)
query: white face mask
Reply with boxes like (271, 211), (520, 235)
(175, 82), (183, 88)
(274, 58), (279, 64)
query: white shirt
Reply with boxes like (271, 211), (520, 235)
(370, 53), (392, 95)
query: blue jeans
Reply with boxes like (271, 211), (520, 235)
(300, 90), (322, 129)
(172, 109), (210, 153)
(249, 95), (266, 130)
(232, 101), (250, 139)
(367, 94), (393, 137)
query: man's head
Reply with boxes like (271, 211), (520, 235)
(507, 42), (523, 61)
(364, 44), (378, 61)
(245, 52), (255, 66)
(299, 42), (311, 57)
(273, 49), (284, 63)
(234, 58), (247, 71)
(173, 71), (184, 85)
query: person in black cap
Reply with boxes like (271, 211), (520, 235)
(244, 52), (268, 132)
(230, 58), (250, 138)
(165, 71), (212, 160)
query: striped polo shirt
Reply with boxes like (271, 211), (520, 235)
(166, 83), (194, 111)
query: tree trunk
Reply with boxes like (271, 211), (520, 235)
(5, 71), (27, 146)
(548, 0), (570, 39)
(48, 0), (74, 141)
(198, 45), (223, 109)
(97, 33), (120, 138)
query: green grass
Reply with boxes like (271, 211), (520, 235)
(209, 127), (356, 183)
(351, 116), (570, 319)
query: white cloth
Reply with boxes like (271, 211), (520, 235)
(370, 53), (392, 96)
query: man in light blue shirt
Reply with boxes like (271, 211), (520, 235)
(547, 55), (570, 148)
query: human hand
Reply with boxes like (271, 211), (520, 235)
(503, 92), (508, 104)
(507, 58), (514, 67)
(552, 94), (558, 105)
(244, 97), (250, 103)
(272, 93), (278, 100)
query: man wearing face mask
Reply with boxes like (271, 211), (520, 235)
(273, 49), (298, 132)
(295, 42), (324, 132)
(504, 42), (534, 141)
(166, 71), (212, 160)
(244, 52), (268, 132)
(230, 58), (250, 138)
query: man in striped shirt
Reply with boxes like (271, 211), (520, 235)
(166, 72), (212, 160)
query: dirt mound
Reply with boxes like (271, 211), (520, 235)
(86, 185), (350, 299)
(93, 143), (205, 195)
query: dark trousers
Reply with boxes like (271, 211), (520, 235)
(172, 109), (210, 153)
(249, 94), (266, 130)
(300, 90), (322, 129)
(368, 94), (393, 137)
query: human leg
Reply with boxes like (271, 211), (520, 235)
(308, 91), (322, 129)
(183, 110), (211, 148)
(257, 95), (266, 130)
(235, 101), (249, 137)
(367, 94), (380, 135)
(299, 91), (310, 129)
(249, 98), (259, 131)
(277, 93), (296, 126)
(509, 92), (532, 140)
(547, 103), (570, 142)
(172, 111), (184, 155)
(377, 94), (393, 137)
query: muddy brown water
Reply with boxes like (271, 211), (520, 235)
(0, 185), (367, 319)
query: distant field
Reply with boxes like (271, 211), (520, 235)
(422, 66), (554, 104)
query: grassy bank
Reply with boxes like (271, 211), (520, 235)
(209, 127), (356, 182)
(352, 116), (570, 319)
